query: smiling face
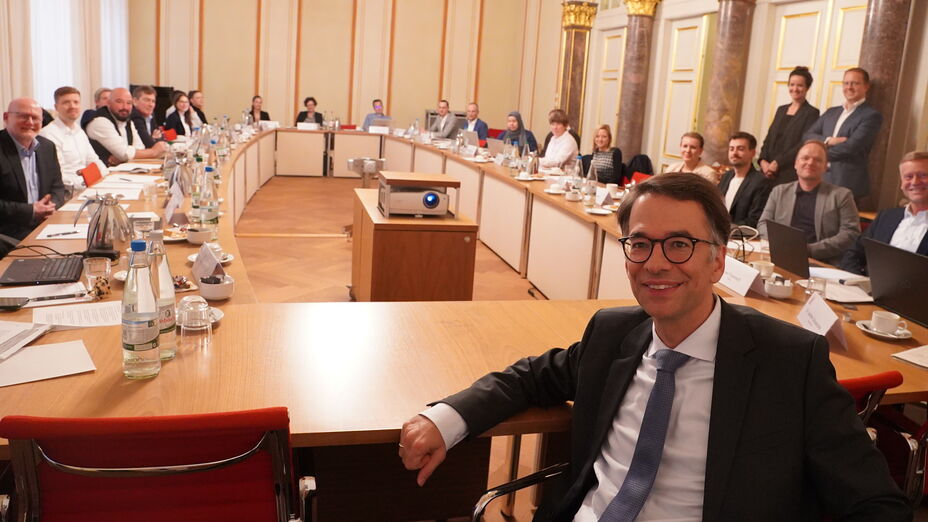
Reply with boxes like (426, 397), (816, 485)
(727, 138), (755, 169)
(842, 70), (869, 104)
(680, 136), (702, 163)
(900, 159), (928, 211)
(55, 93), (82, 124)
(437, 101), (449, 117)
(594, 128), (610, 151)
(134, 92), (156, 118)
(108, 88), (133, 121)
(175, 95), (190, 113)
(788, 74), (809, 103)
(623, 194), (725, 337)
(795, 142), (827, 186)
(550, 122), (566, 137)
(3, 98), (43, 147)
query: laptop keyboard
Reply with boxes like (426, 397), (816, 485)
(36, 257), (84, 282)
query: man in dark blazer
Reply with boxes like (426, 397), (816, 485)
(841, 151), (928, 275)
(1, 98), (66, 252)
(460, 103), (488, 141)
(803, 67), (883, 198)
(399, 174), (907, 521)
(718, 132), (771, 228)
(130, 85), (162, 148)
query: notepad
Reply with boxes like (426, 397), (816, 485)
(892, 345), (928, 370)
(36, 224), (89, 240)
(32, 301), (121, 330)
(0, 340), (95, 387)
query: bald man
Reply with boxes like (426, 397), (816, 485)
(1, 98), (65, 253)
(85, 87), (167, 166)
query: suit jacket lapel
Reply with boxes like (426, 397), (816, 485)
(779, 184), (797, 225)
(813, 184), (828, 240)
(703, 300), (757, 520)
(0, 131), (28, 200)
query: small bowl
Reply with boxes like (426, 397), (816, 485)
(565, 192), (582, 202)
(764, 280), (793, 299)
(186, 228), (213, 245)
(199, 275), (235, 301)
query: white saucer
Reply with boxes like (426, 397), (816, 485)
(187, 253), (234, 265)
(585, 208), (612, 215)
(602, 204), (619, 212)
(163, 227), (187, 242)
(210, 307), (224, 324)
(113, 270), (127, 282)
(544, 188), (566, 195)
(856, 320), (912, 340)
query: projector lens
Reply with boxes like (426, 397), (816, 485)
(423, 192), (440, 209)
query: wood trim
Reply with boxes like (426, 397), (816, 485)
(473, 0), (485, 104)
(155, 0), (161, 85)
(294, 0), (303, 118)
(528, 1), (543, 129)
(197, 0), (204, 89)
(386, 0), (397, 114)
(254, 0), (262, 95)
(437, 0), (449, 101)
(517, 0), (529, 110)
(348, 0), (357, 123)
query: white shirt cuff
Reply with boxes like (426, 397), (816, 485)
(419, 402), (469, 451)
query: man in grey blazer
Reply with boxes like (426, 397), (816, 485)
(428, 99), (459, 139)
(803, 67), (883, 198)
(758, 140), (860, 265)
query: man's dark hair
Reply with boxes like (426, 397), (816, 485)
(53, 86), (80, 103)
(303, 96), (317, 106)
(729, 131), (757, 150)
(132, 85), (156, 99)
(438, 99), (449, 107)
(372, 98), (383, 107)
(617, 173), (731, 247)
(845, 67), (870, 84)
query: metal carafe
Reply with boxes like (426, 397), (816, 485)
(74, 193), (132, 258)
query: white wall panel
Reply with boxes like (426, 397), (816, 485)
(159, 0), (199, 90)
(258, 0), (298, 126)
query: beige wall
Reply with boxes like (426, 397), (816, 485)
(201, 0), (257, 122)
(127, 0), (156, 87)
(297, 0), (354, 123)
(389, 0), (444, 128)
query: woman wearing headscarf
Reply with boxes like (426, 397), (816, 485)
(497, 111), (537, 152)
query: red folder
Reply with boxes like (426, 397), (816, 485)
(162, 128), (178, 142)
(79, 162), (103, 187)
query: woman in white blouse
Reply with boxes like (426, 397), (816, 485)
(663, 131), (719, 183)
(539, 109), (578, 169)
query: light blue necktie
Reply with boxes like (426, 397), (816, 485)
(599, 349), (691, 522)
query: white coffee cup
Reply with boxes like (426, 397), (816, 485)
(606, 183), (619, 197)
(870, 310), (906, 335)
(750, 260), (775, 278)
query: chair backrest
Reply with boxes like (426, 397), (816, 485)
(0, 407), (296, 522)
(626, 154), (653, 177)
(838, 371), (903, 423)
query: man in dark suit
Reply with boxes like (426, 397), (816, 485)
(399, 173), (908, 521)
(460, 103), (488, 141)
(718, 132), (771, 228)
(803, 67), (883, 198)
(841, 151), (928, 275)
(130, 85), (163, 148)
(1, 98), (66, 255)
(80, 87), (111, 128)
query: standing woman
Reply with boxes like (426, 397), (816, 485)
(581, 125), (625, 184)
(248, 95), (270, 122)
(295, 96), (323, 126)
(497, 111), (537, 152)
(759, 66), (820, 185)
(664, 132), (719, 183)
(164, 92), (194, 136)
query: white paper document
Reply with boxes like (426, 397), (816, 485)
(165, 182), (185, 223)
(127, 211), (162, 222)
(824, 283), (873, 304)
(797, 293), (847, 349)
(0, 282), (92, 308)
(106, 173), (161, 183)
(892, 345), (928, 369)
(32, 301), (121, 329)
(0, 340), (96, 387)
(108, 163), (157, 173)
(59, 202), (129, 212)
(36, 223), (89, 240)
(79, 188), (141, 200)
(0, 321), (52, 361)
(719, 256), (767, 297)
(809, 267), (860, 281)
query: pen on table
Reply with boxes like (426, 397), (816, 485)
(47, 230), (79, 237)
(119, 177), (132, 182)
(29, 292), (87, 302)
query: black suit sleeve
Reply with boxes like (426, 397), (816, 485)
(314, 112), (324, 125)
(759, 105), (785, 163)
(37, 137), (65, 208)
(295, 111), (307, 125)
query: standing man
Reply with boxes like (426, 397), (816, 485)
(803, 67), (883, 198)
(85, 87), (168, 166)
(717, 132), (772, 228)
(39, 86), (107, 187)
(399, 173), (907, 521)
(841, 151), (928, 275)
(428, 99), (459, 139)
(130, 85), (163, 148)
(1, 98), (66, 249)
(80, 87), (111, 128)
(361, 99), (389, 132)
(758, 140), (860, 266)
(461, 102), (488, 141)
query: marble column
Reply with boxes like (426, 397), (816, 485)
(859, 0), (911, 210)
(557, 1), (598, 133)
(615, 0), (660, 157)
(702, 0), (756, 165)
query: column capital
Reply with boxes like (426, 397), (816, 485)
(623, 0), (661, 17)
(562, 1), (598, 30)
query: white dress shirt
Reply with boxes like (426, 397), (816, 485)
(85, 115), (145, 163)
(424, 297), (721, 521)
(466, 119), (476, 132)
(540, 131), (579, 169)
(724, 175), (745, 211)
(39, 118), (107, 186)
(890, 204), (928, 253)
(833, 98), (866, 138)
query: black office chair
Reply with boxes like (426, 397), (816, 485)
(471, 462), (568, 521)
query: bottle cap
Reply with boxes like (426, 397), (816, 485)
(130, 240), (147, 252)
(205, 166), (214, 172)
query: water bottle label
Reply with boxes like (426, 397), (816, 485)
(159, 304), (176, 335)
(122, 318), (159, 351)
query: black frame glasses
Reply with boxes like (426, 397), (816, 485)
(618, 235), (719, 264)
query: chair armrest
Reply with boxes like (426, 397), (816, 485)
(297, 476), (317, 522)
(471, 462), (568, 522)
(0, 493), (9, 522)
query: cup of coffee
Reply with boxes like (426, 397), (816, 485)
(606, 183), (619, 198)
(750, 260), (775, 278)
(870, 310), (907, 335)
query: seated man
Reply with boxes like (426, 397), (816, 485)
(85, 87), (168, 166)
(758, 140), (860, 266)
(361, 99), (389, 132)
(841, 151), (928, 274)
(399, 173), (907, 521)
(718, 131), (771, 228)
(80, 87), (110, 128)
(1, 98), (66, 250)
(130, 85), (163, 148)
(428, 99), (459, 139)
(39, 86), (107, 188)
(461, 102), (488, 141)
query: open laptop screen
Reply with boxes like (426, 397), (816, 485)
(863, 237), (928, 328)
(765, 220), (810, 279)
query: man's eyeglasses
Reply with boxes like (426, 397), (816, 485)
(9, 112), (42, 123)
(618, 235), (719, 264)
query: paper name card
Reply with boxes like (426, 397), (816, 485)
(797, 292), (847, 349)
(595, 187), (614, 207)
(192, 244), (225, 282)
(296, 122), (317, 130)
(393, 128), (406, 137)
(165, 182), (185, 223)
(258, 121), (280, 130)
(720, 256), (767, 297)
(494, 154), (506, 165)
(368, 125), (390, 135)
(461, 145), (478, 158)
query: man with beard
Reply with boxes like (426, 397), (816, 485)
(717, 132), (772, 228)
(85, 87), (167, 166)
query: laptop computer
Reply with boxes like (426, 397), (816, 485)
(486, 138), (504, 156)
(765, 220), (810, 279)
(370, 117), (392, 128)
(0, 257), (84, 286)
(460, 130), (479, 147)
(863, 237), (928, 328)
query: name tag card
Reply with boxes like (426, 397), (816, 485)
(494, 154), (506, 165)
(164, 182), (185, 224)
(797, 293), (847, 349)
(296, 122), (318, 130)
(595, 187), (613, 206)
(393, 128), (406, 137)
(461, 145), (478, 158)
(192, 244), (225, 282)
(368, 126), (390, 135)
(720, 256), (767, 297)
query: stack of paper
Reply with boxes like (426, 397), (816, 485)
(0, 283), (92, 308)
(109, 163), (158, 173)
(0, 321), (51, 361)
(892, 345), (928, 369)
(0, 340), (96, 387)
(36, 224), (89, 240)
(32, 301), (121, 330)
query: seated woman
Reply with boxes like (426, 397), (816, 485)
(247, 95), (270, 122)
(663, 131), (719, 183)
(581, 125), (625, 184)
(539, 109), (578, 169)
(164, 92), (194, 136)
(295, 96), (323, 126)
(497, 111), (537, 152)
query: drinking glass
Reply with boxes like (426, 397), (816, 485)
(82, 257), (111, 295)
(177, 296), (212, 352)
(132, 219), (154, 241)
(804, 277), (827, 301)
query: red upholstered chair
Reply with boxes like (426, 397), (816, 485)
(0, 407), (315, 522)
(487, 128), (505, 139)
(839, 370), (903, 423)
(630, 172), (652, 184)
(340, 124), (357, 130)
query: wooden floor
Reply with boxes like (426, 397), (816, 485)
(235, 176), (544, 521)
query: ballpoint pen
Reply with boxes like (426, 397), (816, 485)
(47, 230), (79, 237)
